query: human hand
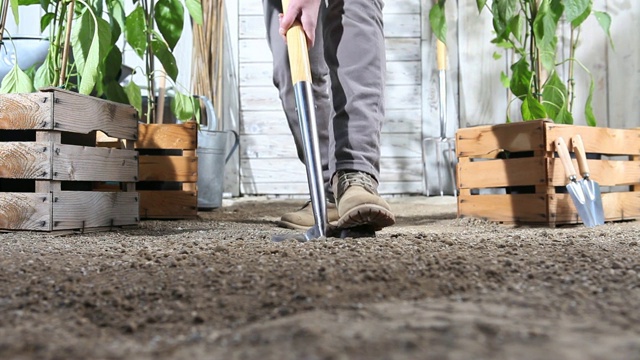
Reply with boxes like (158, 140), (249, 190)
(278, 0), (321, 47)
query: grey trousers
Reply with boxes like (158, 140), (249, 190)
(263, 0), (386, 197)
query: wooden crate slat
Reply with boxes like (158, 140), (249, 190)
(138, 155), (198, 182)
(44, 88), (138, 140)
(546, 125), (640, 155)
(551, 193), (640, 223)
(548, 158), (640, 187)
(0, 142), (51, 179)
(457, 194), (548, 223)
(52, 191), (138, 230)
(139, 190), (197, 219)
(137, 122), (197, 150)
(456, 120), (546, 157)
(53, 144), (138, 182)
(0, 93), (53, 130)
(0, 193), (52, 231)
(457, 157), (547, 189)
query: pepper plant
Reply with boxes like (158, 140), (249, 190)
(0, 0), (203, 125)
(430, 0), (613, 125)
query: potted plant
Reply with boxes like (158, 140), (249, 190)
(428, 1), (639, 226)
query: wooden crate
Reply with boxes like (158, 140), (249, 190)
(136, 122), (198, 219)
(0, 88), (139, 232)
(456, 120), (640, 226)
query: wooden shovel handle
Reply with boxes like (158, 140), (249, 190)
(572, 135), (590, 176)
(282, 0), (312, 84)
(555, 137), (577, 180)
(436, 39), (447, 71)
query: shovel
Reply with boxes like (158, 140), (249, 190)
(572, 135), (605, 226)
(271, 0), (328, 242)
(555, 137), (595, 227)
(423, 38), (456, 197)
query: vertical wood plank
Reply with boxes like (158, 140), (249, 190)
(606, 0), (640, 129)
(457, 1), (508, 127)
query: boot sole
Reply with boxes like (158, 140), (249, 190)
(336, 204), (396, 231)
(277, 219), (340, 231)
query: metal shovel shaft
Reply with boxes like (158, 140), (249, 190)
(272, 1), (327, 241)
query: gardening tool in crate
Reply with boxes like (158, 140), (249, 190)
(423, 38), (456, 197)
(555, 137), (596, 227)
(572, 135), (605, 226)
(272, 0), (328, 242)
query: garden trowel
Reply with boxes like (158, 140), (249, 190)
(555, 137), (595, 227)
(572, 135), (605, 226)
(272, 0), (328, 242)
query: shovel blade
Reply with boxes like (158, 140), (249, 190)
(580, 179), (605, 226)
(566, 182), (596, 227)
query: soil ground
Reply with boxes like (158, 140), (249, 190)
(1, 196), (639, 360)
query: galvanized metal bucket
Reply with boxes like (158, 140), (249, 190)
(196, 96), (239, 209)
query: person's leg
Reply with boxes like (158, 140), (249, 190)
(263, 0), (338, 229)
(322, 0), (395, 230)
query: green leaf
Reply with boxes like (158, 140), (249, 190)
(185, 0), (203, 26)
(491, 0), (516, 40)
(18, 0), (40, 5)
(0, 64), (34, 93)
(584, 75), (597, 126)
(171, 90), (195, 120)
(151, 35), (178, 81)
(107, 0), (126, 34)
(10, 0), (19, 25)
(104, 80), (130, 104)
(154, 0), (184, 50)
(500, 71), (510, 88)
(124, 81), (142, 118)
(593, 11), (614, 49)
(34, 53), (56, 89)
(103, 46), (123, 81)
(476, 0), (487, 12)
(509, 57), (532, 98)
(508, 14), (523, 43)
(71, 10), (112, 94)
(521, 95), (547, 121)
(40, 12), (55, 33)
(541, 71), (567, 119)
(493, 51), (502, 60)
(570, 2), (591, 28)
(125, 5), (147, 58)
(564, 0), (590, 24)
(428, 1), (447, 45)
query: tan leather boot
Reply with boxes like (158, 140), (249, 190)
(332, 171), (395, 230)
(278, 201), (340, 230)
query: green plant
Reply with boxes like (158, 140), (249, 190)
(0, 0), (203, 125)
(122, 0), (203, 123)
(430, 0), (613, 125)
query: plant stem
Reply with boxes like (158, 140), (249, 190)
(0, 0), (10, 45)
(52, 1), (65, 83)
(59, 0), (75, 87)
(142, 0), (155, 124)
(567, 26), (579, 113)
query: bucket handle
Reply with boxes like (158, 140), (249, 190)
(225, 130), (240, 164)
(199, 95), (218, 131)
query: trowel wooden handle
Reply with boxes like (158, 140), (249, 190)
(282, 0), (312, 84)
(555, 137), (577, 179)
(572, 135), (591, 176)
(436, 39), (447, 71)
